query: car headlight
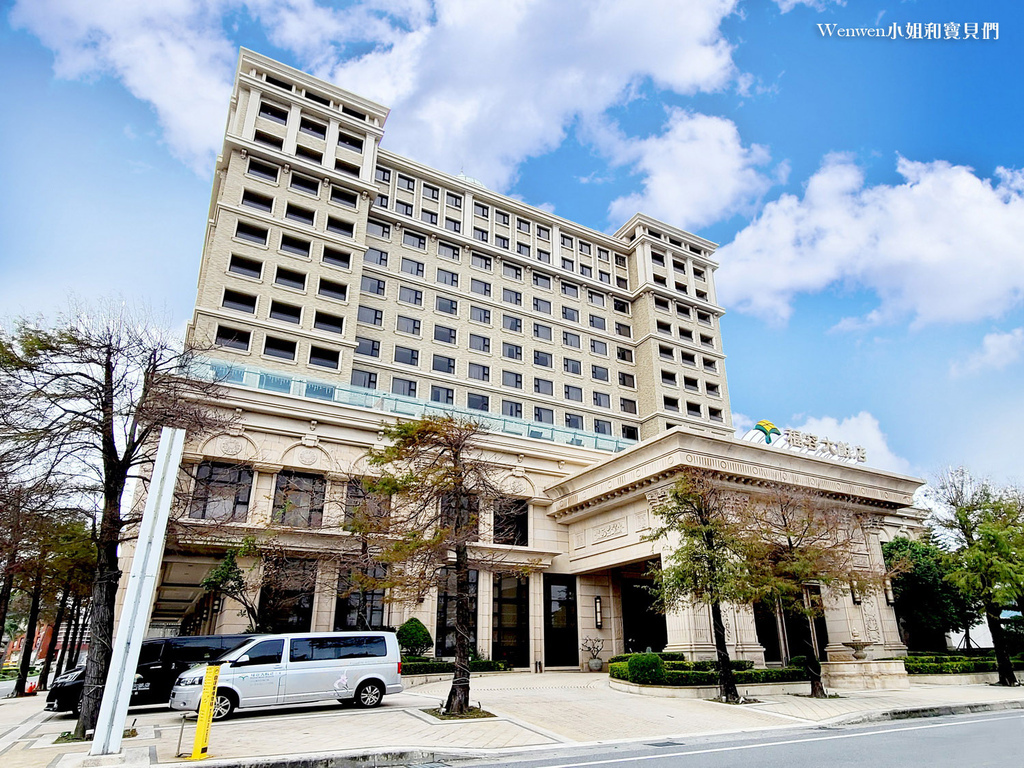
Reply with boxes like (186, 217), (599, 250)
(176, 676), (204, 686)
(54, 670), (83, 684)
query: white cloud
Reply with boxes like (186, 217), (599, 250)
(717, 154), (1024, 327)
(773, 0), (846, 12)
(790, 411), (912, 475)
(731, 412), (754, 436)
(13, 0), (743, 190)
(602, 109), (781, 230)
(950, 327), (1024, 377)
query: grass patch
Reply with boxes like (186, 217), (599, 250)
(422, 707), (495, 720)
(54, 728), (138, 744)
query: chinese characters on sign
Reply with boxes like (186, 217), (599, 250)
(784, 429), (868, 463)
(817, 22), (999, 40)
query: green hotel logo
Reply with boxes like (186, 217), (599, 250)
(754, 420), (781, 444)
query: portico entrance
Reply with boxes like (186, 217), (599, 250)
(617, 561), (667, 654)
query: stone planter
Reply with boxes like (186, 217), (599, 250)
(587, 658), (604, 672)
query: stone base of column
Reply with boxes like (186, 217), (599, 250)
(821, 660), (910, 690)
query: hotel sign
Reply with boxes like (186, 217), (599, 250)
(784, 429), (867, 463)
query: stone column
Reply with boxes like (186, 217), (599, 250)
(862, 515), (907, 655)
(476, 571), (494, 660)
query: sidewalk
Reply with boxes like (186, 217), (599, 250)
(2, 674), (1023, 768)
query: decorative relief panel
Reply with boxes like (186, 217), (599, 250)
(633, 510), (650, 531)
(572, 531), (586, 550)
(591, 518), (627, 544)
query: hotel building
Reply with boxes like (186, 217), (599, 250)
(135, 50), (925, 670)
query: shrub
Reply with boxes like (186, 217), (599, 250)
(786, 655), (808, 671)
(627, 653), (666, 685)
(608, 654), (635, 664)
(609, 662), (629, 681)
(396, 618), (433, 657)
(690, 659), (754, 671)
(657, 652), (687, 662)
(664, 670), (718, 686)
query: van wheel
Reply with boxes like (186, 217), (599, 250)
(211, 690), (236, 721)
(71, 694), (82, 717)
(355, 681), (383, 708)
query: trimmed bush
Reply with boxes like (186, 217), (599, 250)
(609, 651), (687, 665)
(736, 667), (808, 683)
(402, 659), (511, 676)
(609, 662), (629, 681)
(664, 670), (718, 686)
(608, 654), (635, 664)
(396, 618), (433, 657)
(627, 653), (666, 685)
(662, 659), (754, 672)
(903, 658), (1023, 675)
(786, 655), (808, 671)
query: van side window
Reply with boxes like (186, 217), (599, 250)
(241, 639), (284, 665)
(288, 636), (387, 662)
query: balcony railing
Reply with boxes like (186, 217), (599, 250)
(194, 359), (636, 453)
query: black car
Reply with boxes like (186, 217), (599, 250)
(45, 634), (254, 715)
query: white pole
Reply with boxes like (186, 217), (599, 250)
(90, 427), (186, 756)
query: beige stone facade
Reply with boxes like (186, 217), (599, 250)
(129, 49), (927, 672)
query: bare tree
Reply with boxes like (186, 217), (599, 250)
(0, 300), (229, 737)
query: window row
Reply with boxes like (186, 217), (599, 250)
(662, 397), (725, 423)
(657, 344), (720, 374)
(215, 324), (341, 369)
(233, 218), (357, 262)
(257, 98), (366, 154)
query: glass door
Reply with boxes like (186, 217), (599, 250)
(543, 574), (578, 667)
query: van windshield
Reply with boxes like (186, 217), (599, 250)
(218, 639), (256, 660)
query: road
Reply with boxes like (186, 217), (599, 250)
(461, 711), (1023, 768)
(0, 674), (38, 698)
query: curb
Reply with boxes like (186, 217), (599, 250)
(828, 699), (1024, 726)
(159, 748), (487, 768)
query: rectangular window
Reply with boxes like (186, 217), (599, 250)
(318, 277), (347, 301)
(351, 369), (377, 389)
(397, 174), (415, 191)
(355, 337), (380, 357)
(503, 288), (522, 305)
(471, 253), (492, 270)
(533, 350), (552, 367)
(437, 268), (459, 287)
(562, 306), (579, 323)
(502, 314), (522, 333)
(375, 167), (391, 183)
(399, 286), (422, 305)
(533, 323), (552, 340)
(299, 118), (325, 140)
(495, 235), (509, 249)
(273, 471), (325, 528)
(314, 311), (344, 335)
(436, 296), (458, 314)
(617, 347), (634, 363)
(615, 323), (632, 338)
(618, 372), (636, 387)
(361, 275), (386, 296)
(664, 397), (679, 412)
(517, 243), (531, 257)
(562, 331), (581, 348)
(431, 385), (454, 404)
(594, 419), (612, 435)
(394, 346), (419, 366)
(397, 315), (421, 335)
(622, 425), (639, 441)
(534, 406), (553, 423)
(235, 221), (268, 245)
(259, 101), (288, 124)
(270, 300), (301, 324)
(228, 254), (263, 278)
(467, 393), (489, 411)
(403, 231), (426, 249)
(502, 400), (523, 418)
(579, 241), (591, 255)
(495, 210), (510, 225)
(322, 247), (351, 269)
(473, 228), (488, 242)
(537, 249), (551, 263)
(263, 335), (296, 361)
(290, 173), (319, 195)
(564, 358), (581, 375)
(564, 413), (583, 430)
(620, 398), (638, 414)
(438, 241), (460, 260)
(534, 378), (553, 396)
(309, 346), (339, 369)
(247, 158), (279, 181)
(591, 365), (609, 381)
(423, 184), (440, 201)
(374, 194), (389, 209)
(216, 325), (250, 350)
(190, 461), (253, 521)
(687, 402), (702, 417)
(241, 189), (274, 212)
(327, 217), (354, 237)
(420, 209), (438, 225)
(470, 305), (490, 324)
(331, 187), (357, 208)
(502, 264), (522, 281)
(469, 334), (490, 352)
(337, 133), (363, 152)
(356, 306), (383, 326)
(502, 371), (523, 389)
(593, 392), (611, 408)
(254, 130), (283, 150)
(280, 234), (311, 258)
(561, 282), (579, 298)
(392, 378), (417, 397)
(445, 218), (461, 233)
(589, 315), (606, 330)
(560, 234), (573, 248)
(591, 339), (608, 355)
(434, 325), (457, 344)
(561, 257), (575, 272)
(295, 145), (323, 164)
(222, 289), (257, 314)
(446, 192), (462, 208)
(533, 273), (551, 289)
(517, 218), (531, 233)
(474, 202), (489, 218)
(533, 297), (551, 314)
(502, 342), (522, 360)
(471, 278), (491, 296)
(433, 354), (456, 374)
(367, 220), (391, 239)
(402, 257), (424, 277)
(537, 226), (550, 240)
(469, 363), (489, 381)
(564, 385), (582, 402)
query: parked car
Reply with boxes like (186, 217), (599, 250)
(169, 631), (403, 720)
(45, 634), (254, 715)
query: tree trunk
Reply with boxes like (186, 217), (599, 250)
(72, 603), (91, 670)
(985, 603), (1018, 686)
(38, 586), (70, 691)
(805, 617), (826, 698)
(0, 569), (14, 645)
(709, 601), (740, 703)
(74, 536), (120, 738)
(444, 542), (472, 715)
(55, 593), (81, 678)
(14, 567), (44, 696)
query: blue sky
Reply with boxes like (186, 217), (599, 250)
(2, 1), (1022, 484)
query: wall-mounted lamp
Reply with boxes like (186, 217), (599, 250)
(884, 579), (895, 606)
(595, 596), (603, 629)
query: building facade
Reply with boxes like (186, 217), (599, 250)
(128, 49), (926, 669)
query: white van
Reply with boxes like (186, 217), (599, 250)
(168, 631), (403, 720)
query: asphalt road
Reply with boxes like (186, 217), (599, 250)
(461, 711), (1024, 768)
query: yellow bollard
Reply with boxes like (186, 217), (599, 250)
(186, 664), (221, 760)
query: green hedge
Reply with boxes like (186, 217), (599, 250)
(612, 660), (808, 687)
(627, 653), (666, 685)
(609, 662), (629, 681)
(403, 660), (511, 675)
(608, 651), (688, 664)
(903, 658), (1024, 675)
